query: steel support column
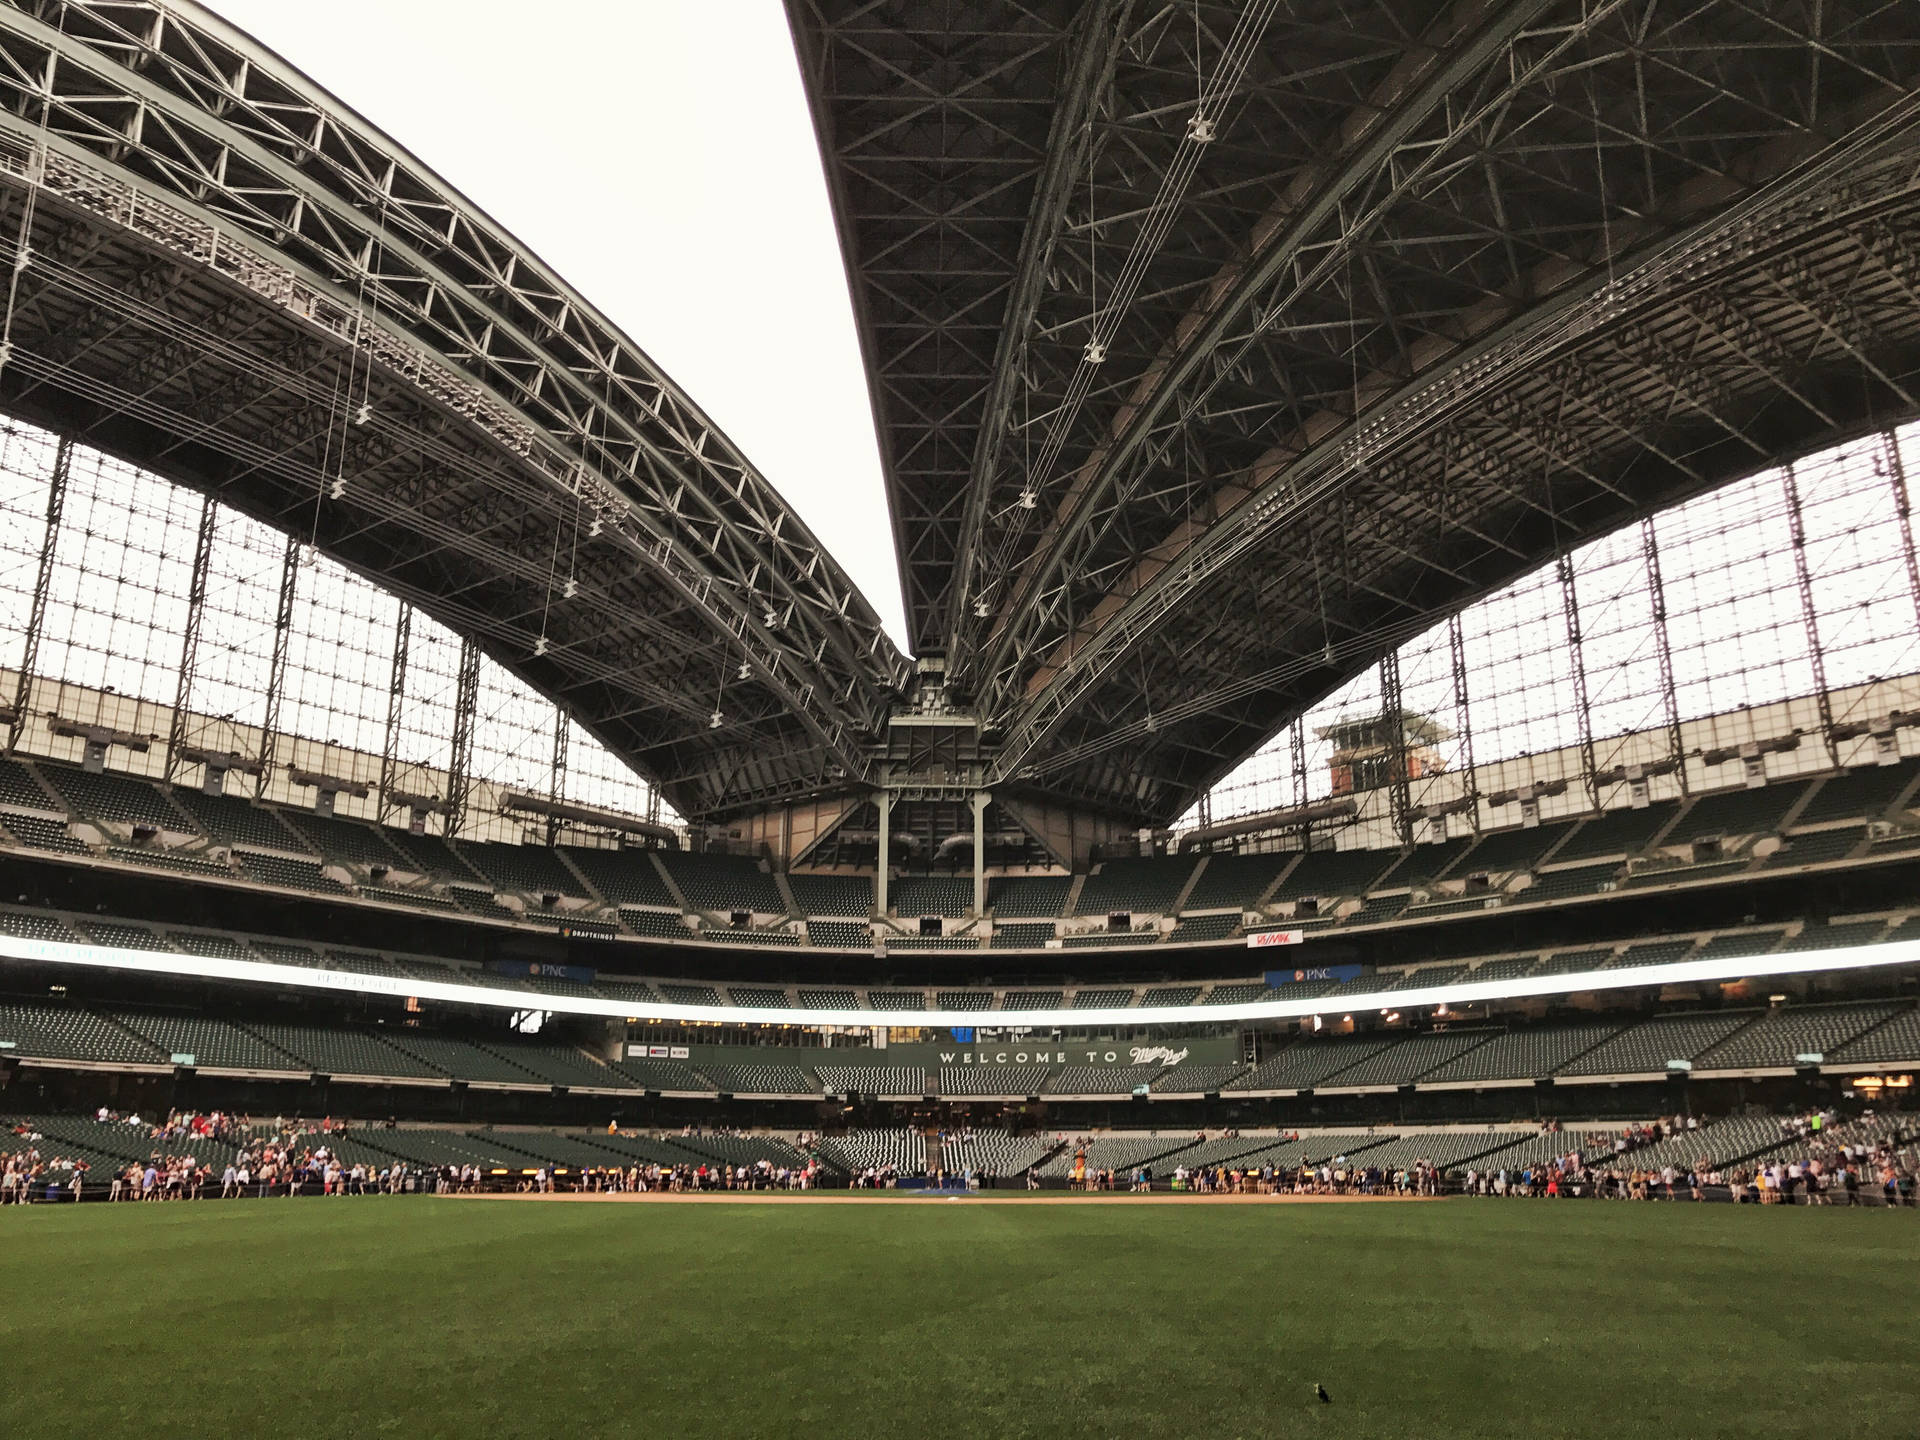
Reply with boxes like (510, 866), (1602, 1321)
(164, 492), (217, 781)
(970, 789), (990, 917)
(1886, 431), (1920, 631)
(1557, 553), (1600, 808)
(375, 604), (412, 825)
(1447, 613), (1479, 827)
(875, 789), (891, 916)
(253, 535), (302, 799)
(1289, 719), (1308, 842)
(444, 635), (482, 839)
(1380, 651), (1413, 846)
(546, 709), (570, 848)
(6, 433), (67, 752)
(1781, 461), (1840, 767)
(1640, 517), (1689, 795)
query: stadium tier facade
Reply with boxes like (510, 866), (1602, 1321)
(2, 1), (1920, 1151)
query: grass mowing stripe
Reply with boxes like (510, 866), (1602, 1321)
(2, 1199), (1915, 1438)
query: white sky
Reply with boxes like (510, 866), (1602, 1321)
(202, 0), (910, 650)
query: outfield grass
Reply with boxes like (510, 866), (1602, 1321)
(3, 1198), (1915, 1439)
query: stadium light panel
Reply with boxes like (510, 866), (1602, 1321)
(0, 934), (1915, 1033)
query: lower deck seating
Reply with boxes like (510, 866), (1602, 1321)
(814, 1065), (927, 1097)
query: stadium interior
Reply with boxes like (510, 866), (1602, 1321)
(0, 0), (1917, 1205)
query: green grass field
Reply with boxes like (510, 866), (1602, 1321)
(3, 1197), (1915, 1438)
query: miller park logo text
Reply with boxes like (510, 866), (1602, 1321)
(938, 1045), (1190, 1067)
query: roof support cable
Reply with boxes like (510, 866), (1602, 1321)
(974, 0), (1280, 594)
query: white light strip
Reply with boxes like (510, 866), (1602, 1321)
(0, 936), (1916, 1031)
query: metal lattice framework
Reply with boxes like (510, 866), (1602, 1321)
(0, 0), (909, 822)
(793, 0), (1920, 825)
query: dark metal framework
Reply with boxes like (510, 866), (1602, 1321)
(794, 0), (1920, 827)
(0, 0), (908, 823)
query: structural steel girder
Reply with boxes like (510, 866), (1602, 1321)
(796, 0), (1920, 824)
(0, 0), (908, 821)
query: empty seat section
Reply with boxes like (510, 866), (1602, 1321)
(1418, 1022), (1622, 1084)
(1781, 919), (1888, 951)
(1691, 930), (1786, 961)
(109, 846), (233, 877)
(244, 1023), (442, 1079)
(1695, 1001), (1904, 1070)
(805, 919), (869, 948)
(1140, 986), (1201, 1006)
(727, 986), (790, 1008)
(1227, 1038), (1400, 1091)
(384, 831), (483, 883)
(991, 921), (1055, 948)
(1464, 955), (1538, 982)
(455, 841), (586, 898)
(1001, 989), (1063, 1010)
(0, 909), (80, 943)
(942, 1130), (1053, 1175)
(699, 1064), (818, 1095)
(1678, 782), (1807, 839)
(1371, 839), (1478, 891)
(1827, 1004), (1920, 1065)
(40, 764), (184, 828)
(560, 847), (675, 906)
(1168, 914), (1239, 944)
(658, 983), (723, 1006)
(887, 935), (977, 951)
(797, 987), (859, 1009)
(1532, 946), (1615, 975)
(1044, 1064), (1161, 1095)
(786, 872), (873, 917)
(167, 931), (256, 962)
(1794, 762), (1920, 826)
(172, 789), (308, 851)
(938, 1065), (1049, 1095)
(814, 1128), (924, 1174)
(1454, 822), (1577, 875)
(277, 809), (408, 868)
(1269, 847), (1393, 902)
(658, 852), (784, 913)
(484, 1043), (631, 1089)
(866, 990), (926, 1011)
(1513, 863), (1621, 903)
(1071, 987), (1134, 1009)
(0, 1001), (163, 1064)
(611, 1058), (715, 1091)
(1763, 826), (1865, 868)
(621, 908), (691, 940)
(1317, 1031), (1494, 1088)
(1558, 1012), (1758, 1077)
(79, 921), (172, 951)
(1604, 939), (1697, 969)
(935, 990), (992, 1010)
(890, 876), (972, 918)
(383, 1033), (546, 1085)
(1074, 857), (1191, 917)
(592, 978), (662, 1007)
(1554, 804), (1676, 861)
(109, 1011), (303, 1071)
(987, 875), (1072, 918)
(815, 1066), (927, 1097)
(1036, 1134), (1195, 1178)
(703, 927), (801, 946)
(1148, 1063), (1249, 1092)
(0, 757), (53, 809)
(1204, 982), (1265, 1005)
(0, 812), (87, 853)
(235, 850), (348, 892)
(1181, 852), (1294, 911)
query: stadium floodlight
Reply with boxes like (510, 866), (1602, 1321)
(352, 403), (371, 426)
(533, 636), (549, 658)
(328, 478), (345, 499)
(1083, 339), (1106, 364)
(974, 597), (992, 618)
(708, 709), (724, 729)
(563, 577), (579, 599)
(737, 663), (752, 681)
(1017, 489), (1037, 509)
(1186, 113), (1216, 143)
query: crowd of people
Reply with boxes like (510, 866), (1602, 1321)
(1463, 1111), (1918, 1205)
(520, 1157), (821, 1193)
